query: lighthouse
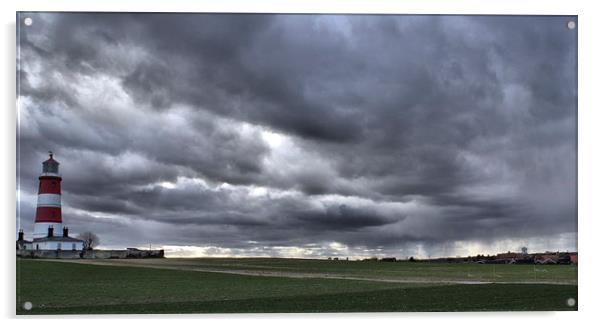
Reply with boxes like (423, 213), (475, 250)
(33, 151), (63, 239)
(18, 152), (85, 251)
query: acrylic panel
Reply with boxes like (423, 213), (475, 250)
(16, 13), (577, 314)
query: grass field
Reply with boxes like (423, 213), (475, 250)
(76, 257), (578, 284)
(16, 258), (577, 314)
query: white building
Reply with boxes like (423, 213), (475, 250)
(32, 226), (84, 251)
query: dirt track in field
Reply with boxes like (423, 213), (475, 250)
(42, 258), (576, 286)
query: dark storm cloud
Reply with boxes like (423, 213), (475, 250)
(292, 204), (400, 230)
(17, 13), (577, 257)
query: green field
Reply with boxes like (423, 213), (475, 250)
(16, 258), (577, 314)
(94, 257), (578, 284)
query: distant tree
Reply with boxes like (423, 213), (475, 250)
(78, 232), (99, 250)
(409, 256), (415, 262)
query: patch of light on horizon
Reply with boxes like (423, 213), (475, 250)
(422, 234), (578, 258)
(162, 244), (330, 259)
(159, 232), (577, 260)
(161, 245), (236, 258)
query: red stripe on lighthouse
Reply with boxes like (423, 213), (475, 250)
(38, 176), (62, 194)
(35, 206), (62, 223)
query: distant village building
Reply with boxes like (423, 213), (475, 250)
(533, 251), (575, 265)
(17, 152), (84, 251)
(492, 250), (577, 265)
(569, 253), (578, 264)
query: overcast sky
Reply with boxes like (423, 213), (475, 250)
(17, 13), (577, 258)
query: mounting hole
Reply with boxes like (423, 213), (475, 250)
(23, 301), (32, 310)
(23, 17), (33, 26)
(567, 21), (576, 30)
(566, 297), (576, 307)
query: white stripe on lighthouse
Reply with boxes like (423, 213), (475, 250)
(40, 172), (61, 177)
(37, 193), (61, 207)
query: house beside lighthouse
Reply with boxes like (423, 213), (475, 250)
(17, 152), (84, 251)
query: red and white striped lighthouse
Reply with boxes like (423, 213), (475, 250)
(33, 151), (63, 239)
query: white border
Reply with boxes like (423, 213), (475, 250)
(2, 0), (601, 326)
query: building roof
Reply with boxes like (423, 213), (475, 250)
(33, 236), (84, 243)
(43, 157), (58, 164)
(43, 151), (59, 164)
